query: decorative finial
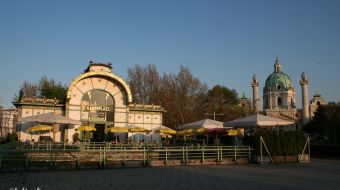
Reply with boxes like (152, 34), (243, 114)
(315, 90), (321, 97)
(275, 56), (280, 64)
(242, 92), (246, 98)
(252, 74), (258, 84)
(301, 72), (307, 80)
(274, 56), (282, 72)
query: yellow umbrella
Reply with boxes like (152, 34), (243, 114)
(195, 127), (206, 134)
(160, 134), (172, 138)
(127, 125), (150, 142)
(26, 124), (53, 142)
(152, 126), (176, 135)
(106, 126), (128, 143)
(26, 124), (53, 133)
(106, 126), (128, 133)
(75, 125), (97, 132)
(226, 129), (238, 136)
(127, 125), (150, 133)
(75, 125), (96, 141)
(177, 129), (194, 136)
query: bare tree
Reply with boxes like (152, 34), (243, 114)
(13, 81), (38, 101)
(127, 64), (160, 104)
(157, 66), (208, 128)
(127, 65), (245, 129)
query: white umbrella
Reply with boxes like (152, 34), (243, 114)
(18, 112), (80, 125)
(178, 119), (224, 130)
(224, 114), (295, 128)
(19, 112), (81, 142)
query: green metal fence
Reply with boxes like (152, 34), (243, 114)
(0, 142), (253, 170)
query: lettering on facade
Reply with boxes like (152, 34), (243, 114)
(86, 106), (111, 112)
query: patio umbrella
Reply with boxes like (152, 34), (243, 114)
(75, 125), (96, 141)
(151, 125), (176, 135)
(177, 128), (194, 136)
(195, 127), (207, 134)
(75, 125), (97, 132)
(106, 126), (129, 133)
(224, 114), (295, 128)
(178, 119), (224, 130)
(127, 124), (150, 133)
(106, 126), (129, 143)
(19, 112), (81, 142)
(127, 124), (150, 142)
(178, 119), (224, 144)
(18, 112), (81, 125)
(26, 124), (53, 133)
(26, 124), (54, 142)
(150, 125), (176, 143)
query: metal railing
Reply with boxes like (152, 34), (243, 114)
(0, 142), (253, 169)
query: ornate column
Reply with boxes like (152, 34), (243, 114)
(300, 72), (309, 125)
(251, 74), (259, 113)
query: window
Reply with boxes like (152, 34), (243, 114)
(278, 97), (282, 106)
(81, 90), (114, 122)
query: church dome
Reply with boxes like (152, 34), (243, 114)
(264, 57), (294, 91)
(265, 72), (293, 90)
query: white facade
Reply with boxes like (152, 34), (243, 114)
(0, 108), (18, 139)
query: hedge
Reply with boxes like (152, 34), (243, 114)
(244, 129), (307, 156)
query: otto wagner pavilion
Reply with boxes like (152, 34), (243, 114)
(14, 62), (166, 142)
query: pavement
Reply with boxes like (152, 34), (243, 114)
(1, 159), (340, 190)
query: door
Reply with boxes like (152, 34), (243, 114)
(93, 124), (105, 142)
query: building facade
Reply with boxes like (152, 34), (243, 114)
(252, 57), (310, 126)
(14, 62), (165, 142)
(239, 92), (251, 113)
(262, 57), (297, 119)
(0, 108), (18, 140)
(309, 91), (327, 119)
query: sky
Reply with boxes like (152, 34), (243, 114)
(0, 0), (339, 109)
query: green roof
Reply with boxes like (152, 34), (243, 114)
(264, 71), (293, 90)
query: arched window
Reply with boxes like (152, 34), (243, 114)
(81, 90), (115, 122)
(278, 97), (282, 106)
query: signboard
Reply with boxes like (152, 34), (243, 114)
(86, 106), (111, 112)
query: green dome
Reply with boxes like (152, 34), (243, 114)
(264, 71), (294, 91)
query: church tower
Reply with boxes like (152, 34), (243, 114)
(300, 72), (309, 125)
(251, 74), (259, 113)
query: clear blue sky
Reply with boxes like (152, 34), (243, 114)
(0, 0), (339, 109)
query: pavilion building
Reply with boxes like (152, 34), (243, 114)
(14, 62), (166, 142)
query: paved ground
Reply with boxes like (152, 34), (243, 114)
(1, 159), (340, 190)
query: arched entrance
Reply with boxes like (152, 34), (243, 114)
(81, 89), (114, 141)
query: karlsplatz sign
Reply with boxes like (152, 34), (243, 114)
(86, 106), (111, 112)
